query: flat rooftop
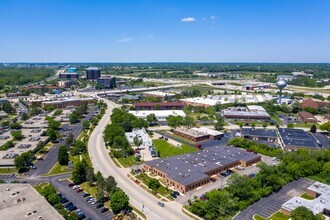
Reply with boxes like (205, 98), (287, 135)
(0, 184), (64, 220)
(241, 128), (277, 138)
(143, 91), (176, 97)
(128, 110), (186, 119)
(145, 145), (260, 186)
(175, 127), (223, 138)
(278, 128), (321, 149)
(282, 182), (330, 215)
(42, 97), (94, 105)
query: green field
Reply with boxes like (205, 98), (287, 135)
(300, 192), (314, 200)
(34, 182), (50, 194)
(116, 155), (138, 168)
(153, 139), (199, 158)
(44, 155), (80, 176)
(268, 211), (290, 220)
(0, 168), (16, 174)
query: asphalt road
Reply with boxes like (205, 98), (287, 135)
(233, 178), (315, 220)
(88, 97), (191, 220)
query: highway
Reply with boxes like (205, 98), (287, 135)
(88, 98), (191, 220)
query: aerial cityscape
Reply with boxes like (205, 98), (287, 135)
(0, 1), (329, 220)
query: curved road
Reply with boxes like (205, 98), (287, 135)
(88, 98), (191, 220)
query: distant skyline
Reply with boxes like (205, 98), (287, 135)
(0, 0), (329, 63)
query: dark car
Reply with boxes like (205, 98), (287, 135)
(157, 201), (165, 207)
(100, 207), (109, 213)
(68, 183), (75, 187)
(67, 205), (77, 211)
(60, 198), (68, 204)
(64, 202), (73, 208)
(37, 157), (43, 161)
(248, 173), (256, 179)
(173, 191), (180, 196)
(76, 188), (83, 193)
(57, 193), (63, 198)
(200, 194), (207, 201)
(95, 203), (103, 209)
(170, 193), (177, 198)
(82, 193), (90, 198)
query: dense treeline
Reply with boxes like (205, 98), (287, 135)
(189, 148), (330, 219)
(104, 108), (148, 158)
(0, 67), (55, 89)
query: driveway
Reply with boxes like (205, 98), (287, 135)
(233, 178), (315, 220)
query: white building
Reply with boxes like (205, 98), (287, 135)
(125, 129), (152, 147)
(129, 110), (186, 124)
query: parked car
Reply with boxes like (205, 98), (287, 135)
(100, 207), (109, 213)
(64, 202), (73, 208)
(95, 203), (103, 209)
(134, 179), (140, 184)
(72, 185), (79, 190)
(157, 201), (165, 207)
(248, 173), (256, 179)
(200, 194), (207, 201)
(68, 183), (75, 187)
(173, 191), (180, 196)
(210, 177), (216, 182)
(82, 193), (90, 197)
(60, 197), (68, 204)
(170, 193), (177, 198)
(76, 188), (83, 193)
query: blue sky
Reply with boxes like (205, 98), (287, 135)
(0, 0), (329, 62)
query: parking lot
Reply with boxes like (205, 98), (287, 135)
(53, 179), (115, 220)
(0, 128), (48, 166)
(233, 178), (315, 220)
(22, 115), (48, 128)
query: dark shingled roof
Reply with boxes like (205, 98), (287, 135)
(278, 128), (321, 149)
(241, 128), (277, 138)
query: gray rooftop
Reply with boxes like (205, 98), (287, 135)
(145, 145), (260, 186)
(278, 128), (321, 149)
(242, 128), (277, 138)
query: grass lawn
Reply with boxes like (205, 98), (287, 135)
(80, 182), (98, 196)
(116, 155), (138, 168)
(293, 123), (319, 129)
(34, 182), (49, 194)
(0, 167), (16, 174)
(300, 192), (314, 200)
(271, 115), (282, 126)
(309, 174), (330, 185)
(136, 173), (172, 198)
(46, 155), (80, 176)
(153, 139), (199, 158)
(254, 215), (266, 220)
(268, 211), (290, 220)
(171, 134), (196, 144)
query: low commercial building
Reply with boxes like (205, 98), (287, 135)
(223, 105), (271, 120)
(142, 91), (176, 98)
(240, 128), (278, 143)
(57, 80), (72, 88)
(59, 72), (79, 79)
(128, 110), (186, 125)
(125, 128), (152, 147)
(0, 184), (64, 220)
(298, 111), (317, 123)
(281, 182), (330, 217)
(143, 145), (261, 193)
(67, 67), (77, 72)
(134, 102), (185, 110)
(41, 97), (94, 109)
(173, 127), (224, 142)
(301, 98), (330, 109)
(277, 128), (322, 150)
(277, 75), (297, 81)
(97, 75), (116, 89)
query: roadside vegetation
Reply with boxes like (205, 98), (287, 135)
(189, 148), (330, 219)
(153, 139), (198, 158)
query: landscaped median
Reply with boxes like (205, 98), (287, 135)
(253, 211), (290, 220)
(40, 154), (80, 176)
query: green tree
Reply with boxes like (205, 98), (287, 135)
(65, 133), (74, 146)
(133, 136), (142, 147)
(47, 193), (60, 205)
(14, 155), (27, 171)
(319, 122), (330, 132)
(148, 179), (161, 193)
(310, 124), (317, 133)
(287, 123), (295, 129)
(110, 188), (129, 213)
(146, 113), (157, 125)
(47, 128), (59, 141)
(103, 124), (125, 146)
(10, 122), (22, 129)
(69, 112), (79, 124)
(46, 117), (60, 130)
(21, 112), (30, 120)
(41, 184), (57, 198)
(58, 145), (69, 165)
(82, 120), (90, 130)
(72, 140), (86, 155)
(104, 176), (117, 193)
(291, 206), (315, 220)
(72, 159), (88, 184)
(11, 130), (24, 141)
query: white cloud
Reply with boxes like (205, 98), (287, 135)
(210, 15), (217, 20)
(181, 17), (196, 22)
(117, 37), (134, 43)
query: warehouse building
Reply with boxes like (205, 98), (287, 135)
(277, 128), (322, 150)
(281, 182), (330, 217)
(41, 97), (94, 109)
(59, 72), (79, 79)
(301, 98), (330, 109)
(298, 111), (317, 123)
(240, 128), (278, 143)
(173, 127), (224, 142)
(129, 110), (186, 125)
(142, 91), (176, 99)
(143, 145), (261, 193)
(223, 105), (271, 120)
(0, 184), (64, 220)
(134, 102), (185, 110)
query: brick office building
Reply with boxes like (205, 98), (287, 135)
(134, 102), (185, 110)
